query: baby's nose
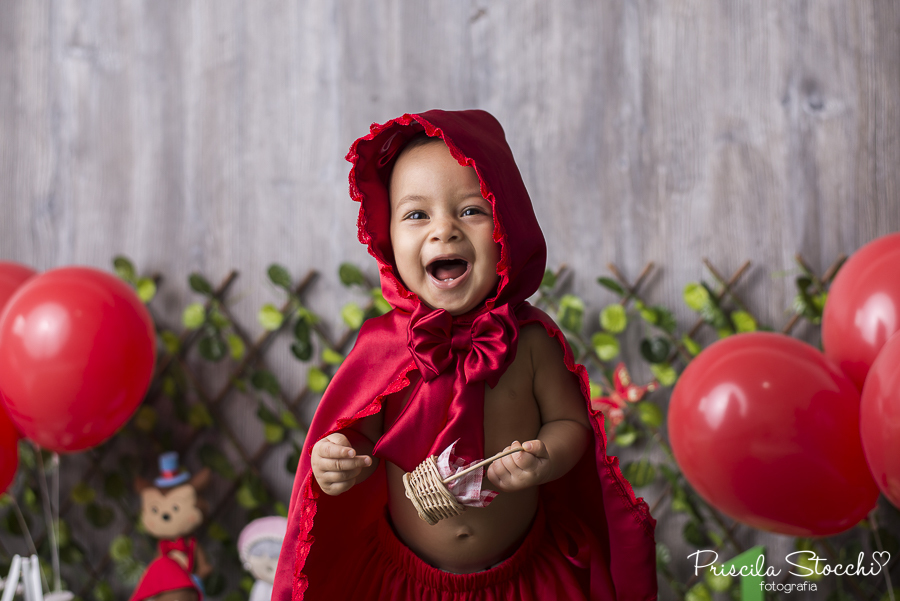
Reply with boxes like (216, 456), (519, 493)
(430, 217), (460, 241)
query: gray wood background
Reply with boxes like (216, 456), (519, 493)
(2, 1), (899, 598)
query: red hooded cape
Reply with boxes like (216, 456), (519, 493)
(273, 110), (658, 600)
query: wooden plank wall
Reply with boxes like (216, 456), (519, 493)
(2, 1), (899, 597)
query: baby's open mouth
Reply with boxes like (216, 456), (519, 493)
(427, 258), (469, 282)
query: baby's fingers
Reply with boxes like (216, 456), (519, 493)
(505, 440), (539, 469)
(323, 454), (372, 473)
(520, 439), (548, 460)
(316, 434), (356, 458)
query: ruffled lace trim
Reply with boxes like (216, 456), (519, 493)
(292, 361), (418, 600)
(345, 113), (511, 312)
(521, 313), (657, 539)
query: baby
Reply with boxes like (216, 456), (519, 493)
(273, 110), (658, 600)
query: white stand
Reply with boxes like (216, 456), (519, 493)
(1, 556), (48, 601)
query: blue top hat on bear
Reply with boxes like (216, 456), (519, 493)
(155, 451), (191, 488)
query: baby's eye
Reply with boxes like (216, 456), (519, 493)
(404, 210), (428, 220)
(462, 207), (487, 217)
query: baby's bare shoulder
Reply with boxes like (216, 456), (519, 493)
(517, 319), (589, 427)
(517, 320), (567, 363)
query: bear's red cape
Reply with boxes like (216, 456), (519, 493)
(273, 109), (658, 600)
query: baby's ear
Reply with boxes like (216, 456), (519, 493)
(189, 467), (212, 492)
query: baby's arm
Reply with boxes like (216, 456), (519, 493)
(311, 410), (382, 496)
(487, 326), (591, 492)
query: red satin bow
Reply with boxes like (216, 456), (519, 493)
(407, 303), (518, 387)
(373, 303), (519, 469)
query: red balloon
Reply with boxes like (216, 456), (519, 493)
(860, 331), (900, 509)
(0, 401), (19, 494)
(823, 232), (900, 390)
(0, 267), (156, 453)
(0, 262), (37, 310)
(669, 332), (878, 536)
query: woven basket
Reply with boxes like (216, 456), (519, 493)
(402, 446), (524, 526)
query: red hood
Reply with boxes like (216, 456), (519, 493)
(272, 110), (658, 601)
(346, 109), (547, 314)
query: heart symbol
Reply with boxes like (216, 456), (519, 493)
(873, 551), (891, 569)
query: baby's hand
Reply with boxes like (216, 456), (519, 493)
(486, 440), (550, 493)
(311, 433), (372, 496)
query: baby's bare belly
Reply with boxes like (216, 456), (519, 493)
(385, 461), (539, 573)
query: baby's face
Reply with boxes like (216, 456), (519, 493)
(389, 140), (500, 315)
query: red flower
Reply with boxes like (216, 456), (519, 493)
(591, 363), (658, 433)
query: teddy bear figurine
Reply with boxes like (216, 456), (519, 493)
(135, 452), (213, 596)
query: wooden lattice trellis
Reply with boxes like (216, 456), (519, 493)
(3, 253), (897, 601)
(7, 266), (379, 598)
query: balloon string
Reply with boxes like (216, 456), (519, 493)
(870, 509), (895, 601)
(7, 495), (48, 593)
(33, 445), (57, 593)
(52, 453), (60, 593)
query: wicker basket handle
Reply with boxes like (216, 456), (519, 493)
(441, 446), (526, 484)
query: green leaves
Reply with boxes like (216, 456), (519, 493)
(794, 275), (828, 324)
(308, 367), (330, 393)
(136, 278), (157, 303)
(650, 363), (677, 387)
(613, 424), (637, 446)
(558, 294), (585, 333)
(541, 269), (558, 289)
(188, 404), (214, 429)
(591, 332), (620, 361)
(636, 402), (663, 428)
(160, 330), (181, 354)
(258, 304), (285, 331)
(639, 337), (670, 364)
(198, 334), (228, 362)
(684, 582), (712, 601)
(372, 289), (392, 315)
(339, 263), (366, 287)
(622, 459), (656, 488)
(597, 276), (625, 296)
(199, 444), (236, 479)
(321, 348), (344, 365)
(86, 502), (115, 528)
(683, 519), (709, 547)
(292, 317), (314, 361)
(256, 402), (301, 443)
(600, 304), (627, 333)
(731, 310), (757, 333)
(182, 303), (206, 329)
(71, 482), (96, 505)
(109, 535), (133, 561)
(189, 273), (215, 296)
(133, 406), (157, 432)
(267, 264), (293, 291)
(236, 474), (269, 510)
(251, 370), (281, 397)
(683, 282), (710, 310)
(681, 334), (700, 356)
(341, 302), (366, 330)
(227, 332), (246, 359)
(113, 256), (136, 283)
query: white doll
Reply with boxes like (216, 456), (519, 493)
(237, 516), (287, 601)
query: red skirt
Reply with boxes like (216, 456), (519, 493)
(343, 504), (591, 601)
